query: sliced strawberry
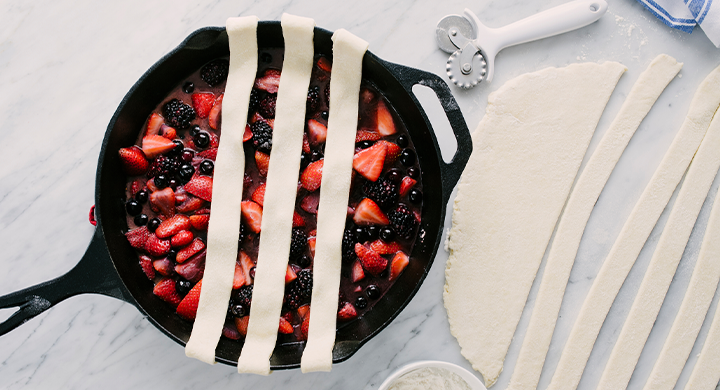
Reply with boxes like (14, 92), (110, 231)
(353, 142), (387, 182)
(302, 133), (311, 154)
(175, 251), (205, 283)
(177, 196), (205, 214)
(376, 99), (397, 136)
(355, 243), (388, 276)
(399, 176), (417, 197)
(125, 226), (150, 250)
(255, 151), (270, 176)
(250, 112), (263, 124)
(377, 140), (401, 165)
(300, 191), (320, 214)
(389, 252), (409, 281)
(353, 198), (389, 226)
(189, 214), (210, 231)
(292, 211), (306, 227)
(241, 201), (263, 233)
(176, 279), (202, 320)
(223, 324), (241, 340)
(235, 316), (250, 336)
(184, 175), (213, 202)
(153, 278), (182, 306)
(153, 258), (174, 276)
(285, 265), (298, 284)
(355, 129), (381, 143)
(171, 230), (194, 248)
(278, 316), (294, 334)
(191, 92), (215, 119)
(300, 159), (324, 191)
(370, 239), (401, 255)
(146, 178), (159, 192)
(351, 260), (365, 282)
(145, 234), (171, 257)
(307, 119), (328, 145)
(308, 237), (316, 257)
(141, 135), (177, 159)
(233, 262), (246, 289)
(118, 146), (149, 176)
(149, 187), (176, 219)
(243, 124), (253, 142)
(161, 126), (177, 140)
(146, 113), (164, 136)
(283, 310), (294, 323)
(210, 132), (219, 148)
(155, 214), (191, 239)
(176, 237), (205, 263)
(195, 208), (211, 215)
(300, 314), (310, 340)
(297, 304), (310, 320)
(316, 57), (332, 72)
(197, 148), (218, 161)
(209, 93), (223, 130)
(139, 255), (155, 280)
(238, 251), (254, 285)
(337, 302), (358, 321)
(254, 69), (281, 93)
(252, 183), (266, 206)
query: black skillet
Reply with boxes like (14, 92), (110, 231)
(0, 22), (471, 369)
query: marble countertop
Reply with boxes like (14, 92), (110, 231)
(2, 0), (720, 389)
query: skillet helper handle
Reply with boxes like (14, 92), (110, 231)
(0, 227), (128, 336)
(389, 63), (472, 202)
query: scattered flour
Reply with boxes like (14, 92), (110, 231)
(388, 367), (472, 390)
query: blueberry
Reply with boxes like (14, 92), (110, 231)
(311, 150), (323, 162)
(147, 218), (161, 232)
(135, 189), (149, 204)
(167, 250), (177, 262)
(134, 214), (148, 226)
(177, 279), (192, 295)
(200, 160), (214, 175)
(359, 140), (373, 149)
(178, 164), (195, 181)
(249, 267), (256, 279)
(182, 81), (195, 94)
(321, 111), (329, 120)
(355, 296), (368, 309)
(190, 125), (202, 137)
(194, 131), (210, 148)
(409, 189), (423, 204)
(379, 227), (395, 242)
(298, 255), (311, 268)
(181, 149), (194, 163)
(400, 149), (416, 166)
(366, 285), (381, 299)
(385, 169), (401, 184)
(366, 226), (379, 241)
(168, 179), (178, 190)
(260, 52), (273, 63)
(168, 140), (184, 157)
(155, 175), (169, 189)
(406, 167), (419, 179)
(300, 153), (310, 168)
(396, 135), (409, 148)
(125, 200), (142, 216)
(230, 304), (246, 317)
(355, 227), (369, 243)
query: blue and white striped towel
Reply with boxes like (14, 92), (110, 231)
(636, 0), (720, 47)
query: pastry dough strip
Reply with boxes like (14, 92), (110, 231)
(237, 13), (315, 375)
(507, 54), (681, 390)
(598, 65), (720, 390)
(300, 29), (367, 373)
(185, 16), (257, 364)
(445, 62), (625, 387)
(547, 63), (720, 390)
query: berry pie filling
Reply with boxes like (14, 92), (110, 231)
(119, 50), (423, 343)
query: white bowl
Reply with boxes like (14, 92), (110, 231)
(378, 360), (487, 390)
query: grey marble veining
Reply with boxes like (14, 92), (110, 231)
(1, 0), (720, 389)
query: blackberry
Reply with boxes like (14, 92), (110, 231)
(162, 99), (196, 129)
(363, 178), (398, 210)
(342, 228), (357, 263)
(388, 204), (418, 239)
(200, 59), (229, 86)
(251, 121), (273, 153)
(233, 285), (253, 310)
(307, 85), (321, 113)
(289, 228), (307, 260)
(258, 94), (277, 118)
(285, 269), (313, 309)
(148, 155), (180, 178)
(249, 88), (261, 112)
(324, 83), (330, 107)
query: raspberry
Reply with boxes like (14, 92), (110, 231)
(289, 228), (307, 260)
(162, 99), (195, 129)
(148, 155), (180, 178)
(388, 204), (418, 239)
(258, 94), (277, 119)
(251, 121), (273, 153)
(200, 59), (229, 87)
(363, 178), (398, 210)
(307, 85), (321, 114)
(342, 228), (357, 263)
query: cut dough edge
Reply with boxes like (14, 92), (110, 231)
(300, 29), (368, 373)
(546, 63), (720, 390)
(185, 15), (257, 365)
(237, 13), (315, 375)
(598, 65), (720, 390)
(444, 61), (626, 388)
(507, 54), (682, 390)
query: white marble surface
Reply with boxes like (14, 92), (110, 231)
(1, 0), (720, 389)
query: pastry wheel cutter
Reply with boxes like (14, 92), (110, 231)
(436, 0), (608, 88)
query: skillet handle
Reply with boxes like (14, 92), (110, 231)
(0, 227), (131, 336)
(385, 62), (473, 202)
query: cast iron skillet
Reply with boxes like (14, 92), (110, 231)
(0, 22), (471, 369)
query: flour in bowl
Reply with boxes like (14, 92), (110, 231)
(388, 367), (471, 390)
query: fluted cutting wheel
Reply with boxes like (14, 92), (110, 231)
(446, 50), (486, 89)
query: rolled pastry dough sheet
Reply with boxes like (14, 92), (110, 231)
(237, 13), (314, 375)
(185, 16), (257, 364)
(684, 193), (720, 390)
(300, 29), (367, 373)
(598, 66), (720, 390)
(507, 54), (681, 390)
(445, 61), (626, 387)
(546, 63), (720, 390)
